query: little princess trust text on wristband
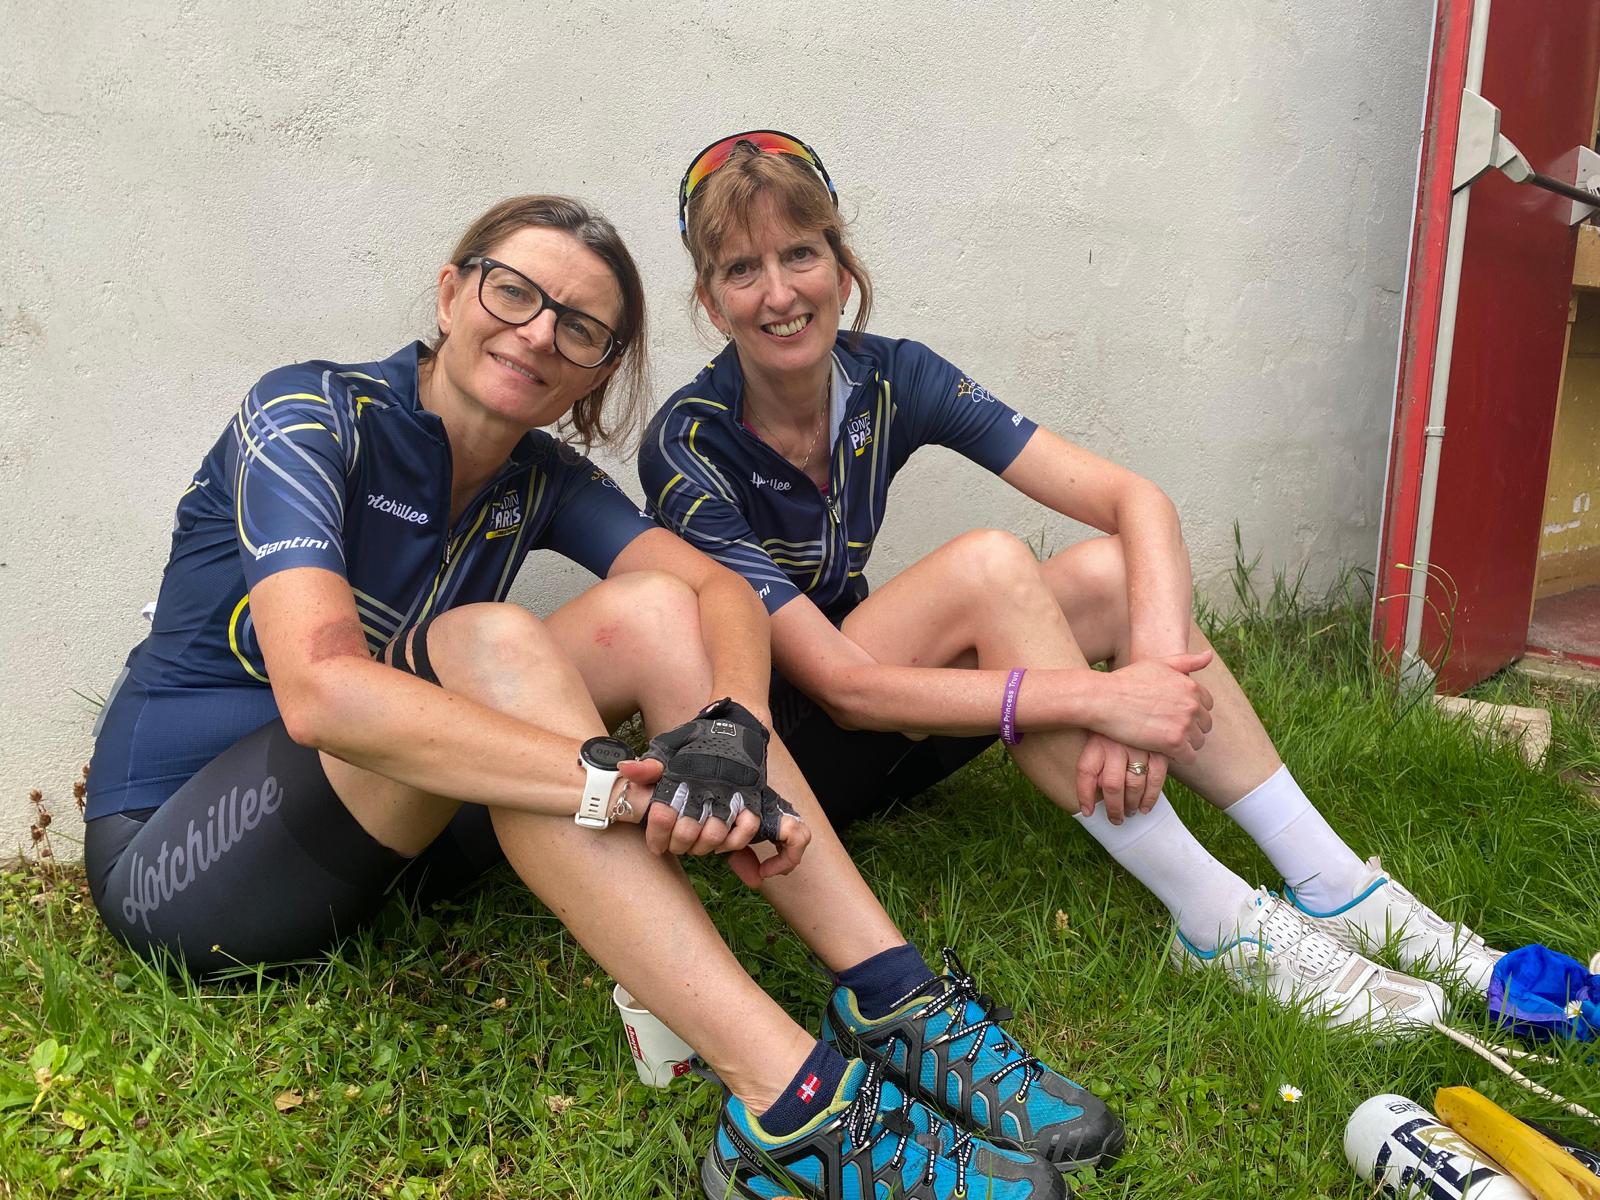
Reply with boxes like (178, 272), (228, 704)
(1001, 668), (1025, 747)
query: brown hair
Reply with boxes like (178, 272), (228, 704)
(435, 195), (648, 452)
(682, 144), (873, 335)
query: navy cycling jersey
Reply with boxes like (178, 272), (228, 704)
(640, 333), (1037, 622)
(87, 342), (654, 818)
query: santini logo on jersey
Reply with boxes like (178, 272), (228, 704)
(750, 472), (792, 491)
(254, 535), (331, 561)
(367, 493), (430, 525)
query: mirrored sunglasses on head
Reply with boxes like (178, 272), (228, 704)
(677, 128), (838, 243)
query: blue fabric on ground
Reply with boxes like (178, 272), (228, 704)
(1486, 944), (1599, 1041)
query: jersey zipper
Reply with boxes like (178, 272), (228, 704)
(731, 375), (865, 609)
(420, 458), (522, 615)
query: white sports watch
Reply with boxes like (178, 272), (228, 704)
(575, 736), (631, 829)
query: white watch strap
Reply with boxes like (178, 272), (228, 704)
(574, 760), (620, 829)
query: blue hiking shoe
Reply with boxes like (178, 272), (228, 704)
(821, 949), (1124, 1171)
(700, 1058), (1067, 1200)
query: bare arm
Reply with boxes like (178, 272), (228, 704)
(1000, 427), (1193, 661)
(607, 528), (773, 723)
(603, 529), (810, 879)
(251, 566), (611, 817)
(771, 597), (1210, 760)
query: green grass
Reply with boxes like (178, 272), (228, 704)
(4, 580), (1600, 1199)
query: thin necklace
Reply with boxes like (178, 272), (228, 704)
(748, 377), (830, 472)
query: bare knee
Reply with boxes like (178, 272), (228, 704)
(422, 602), (567, 688)
(1064, 535), (1129, 606)
(1046, 535), (1133, 659)
(945, 529), (1055, 616)
(582, 570), (701, 653)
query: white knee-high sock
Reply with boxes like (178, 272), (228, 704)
(1223, 764), (1368, 911)
(1075, 796), (1256, 949)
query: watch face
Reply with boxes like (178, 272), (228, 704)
(580, 736), (630, 770)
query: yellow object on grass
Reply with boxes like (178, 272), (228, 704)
(1435, 1087), (1600, 1200)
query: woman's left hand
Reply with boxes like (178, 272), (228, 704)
(1074, 733), (1167, 823)
(620, 755), (766, 856)
(631, 699), (812, 883)
(623, 759), (809, 886)
(727, 802), (810, 889)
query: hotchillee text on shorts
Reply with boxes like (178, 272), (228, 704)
(121, 776), (283, 931)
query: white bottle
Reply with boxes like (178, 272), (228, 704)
(1345, 1094), (1534, 1199)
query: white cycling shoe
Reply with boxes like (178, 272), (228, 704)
(1171, 887), (1448, 1035)
(1284, 858), (1504, 995)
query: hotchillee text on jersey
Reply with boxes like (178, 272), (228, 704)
(367, 494), (430, 524)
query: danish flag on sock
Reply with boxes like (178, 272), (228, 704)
(796, 1074), (821, 1103)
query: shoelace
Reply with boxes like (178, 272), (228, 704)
(1256, 896), (1348, 979)
(894, 948), (1045, 1100)
(841, 1061), (976, 1192)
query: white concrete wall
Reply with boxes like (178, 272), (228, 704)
(1, 0), (1432, 856)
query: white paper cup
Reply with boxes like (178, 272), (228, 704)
(611, 983), (695, 1087)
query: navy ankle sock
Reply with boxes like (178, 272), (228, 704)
(758, 1041), (850, 1138)
(836, 943), (935, 1020)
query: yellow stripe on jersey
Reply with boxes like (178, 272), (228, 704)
(240, 420), (340, 454)
(337, 370), (391, 387)
(259, 392), (332, 411)
(227, 594), (269, 684)
(657, 472), (686, 512)
(415, 504), (491, 624)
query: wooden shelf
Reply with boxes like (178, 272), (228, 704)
(1575, 224), (1600, 290)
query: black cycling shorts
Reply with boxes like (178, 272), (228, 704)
(85, 718), (505, 976)
(770, 672), (996, 828)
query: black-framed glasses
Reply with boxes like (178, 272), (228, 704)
(461, 256), (622, 369)
(677, 128), (838, 245)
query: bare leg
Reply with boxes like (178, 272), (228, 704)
(838, 531), (1259, 947)
(544, 571), (907, 973)
(1041, 535), (1284, 806)
(320, 593), (808, 1111)
(839, 530), (1101, 815)
(1038, 536), (1379, 915)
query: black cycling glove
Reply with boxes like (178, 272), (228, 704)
(755, 789), (801, 844)
(644, 699), (798, 845)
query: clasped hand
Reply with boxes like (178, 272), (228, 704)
(625, 698), (808, 886)
(1075, 651), (1214, 823)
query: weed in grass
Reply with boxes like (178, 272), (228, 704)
(4, 579), (1599, 1197)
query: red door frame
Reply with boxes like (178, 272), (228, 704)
(1373, 0), (1475, 676)
(1374, 0), (1600, 692)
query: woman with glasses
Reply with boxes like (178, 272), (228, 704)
(82, 194), (1084, 1200)
(644, 131), (1506, 1044)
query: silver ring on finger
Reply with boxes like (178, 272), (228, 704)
(1126, 760), (1149, 777)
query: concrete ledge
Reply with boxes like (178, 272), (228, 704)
(1433, 696), (1552, 765)
(1514, 655), (1600, 691)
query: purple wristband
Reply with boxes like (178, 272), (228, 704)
(1000, 668), (1026, 747)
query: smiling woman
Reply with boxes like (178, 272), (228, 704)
(76, 193), (1081, 1200)
(645, 129), (1507, 1072)
(426, 196), (647, 452)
